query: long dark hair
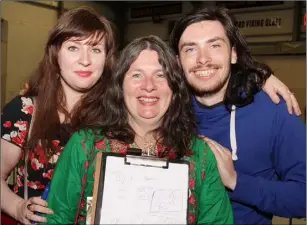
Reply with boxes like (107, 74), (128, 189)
(90, 35), (196, 158)
(169, 6), (273, 109)
(25, 6), (116, 157)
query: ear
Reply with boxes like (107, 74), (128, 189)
(231, 47), (237, 64)
(176, 54), (180, 65)
(176, 54), (183, 69)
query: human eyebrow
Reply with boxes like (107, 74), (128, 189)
(179, 42), (196, 51)
(206, 36), (227, 44)
(130, 69), (144, 73)
(65, 40), (81, 45)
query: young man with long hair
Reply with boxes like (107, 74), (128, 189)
(170, 6), (306, 224)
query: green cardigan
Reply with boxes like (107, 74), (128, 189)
(41, 130), (233, 224)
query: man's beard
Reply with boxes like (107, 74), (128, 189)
(187, 74), (230, 98)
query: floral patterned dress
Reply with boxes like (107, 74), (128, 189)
(41, 129), (233, 225)
(1, 95), (71, 199)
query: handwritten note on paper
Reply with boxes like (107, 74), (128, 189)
(98, 156), (189, 224)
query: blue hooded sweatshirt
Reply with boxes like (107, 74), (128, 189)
(192, 90), (306, 224)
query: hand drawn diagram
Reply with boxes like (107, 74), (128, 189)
(150, 189), (182, 212)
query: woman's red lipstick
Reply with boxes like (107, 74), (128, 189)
(75, 71), (92, 77)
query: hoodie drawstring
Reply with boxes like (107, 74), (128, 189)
(230, 105), (238, 161)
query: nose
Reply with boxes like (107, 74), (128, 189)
(141, 76), (157, 92)
(196, 49), (211, 65)
(78, 50), (91, 67)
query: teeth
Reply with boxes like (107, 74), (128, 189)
(195, 69), (215, 77)
(139, 97), (158, 103)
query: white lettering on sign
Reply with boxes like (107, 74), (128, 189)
(236, 18), (282, 28)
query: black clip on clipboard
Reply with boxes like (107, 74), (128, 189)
(126, 147), (142, 156)
(125, 147), (169, 169)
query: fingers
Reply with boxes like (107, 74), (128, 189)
(204, 137), (237, 190)
(25, 209), (46, 223)
(25, 197), (52, 224)
(29, 196), (48, 207)
(208, 138), (231, 159)
(263, 75), (281, 104)
(198, 134), (206, 139)
(21, 209), (32, 224)
(26, 210), (47, 223)
(272, 87), (302, 116)
(263, 75), (298, 114)
(28, 202), (53, 215)
(204, 137), (231, 160)
(265, 88), (281, 104)
(22, 217), (31, 225)
(283, 90), (294, 115)
(205, 138), (223, 161)
(290, 93), (302, 116)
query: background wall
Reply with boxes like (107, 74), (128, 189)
(125, 2), (194, 43)
(256, 55), (306, 112)
(1, 19), (8, 107)
(1, 1), (57, 104)
(63, 1), (115, 20)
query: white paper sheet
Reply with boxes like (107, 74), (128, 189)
(98, 156), (189, 224)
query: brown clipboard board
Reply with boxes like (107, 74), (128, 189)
(89, 151), (102, 224)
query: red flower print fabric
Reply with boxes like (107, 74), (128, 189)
(1, 95), (71, 199)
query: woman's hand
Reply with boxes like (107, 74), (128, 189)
(263, 75), (301, 115)
(16, 197), (53, 224)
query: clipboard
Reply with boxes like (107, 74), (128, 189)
(89, 150), (190, 224)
